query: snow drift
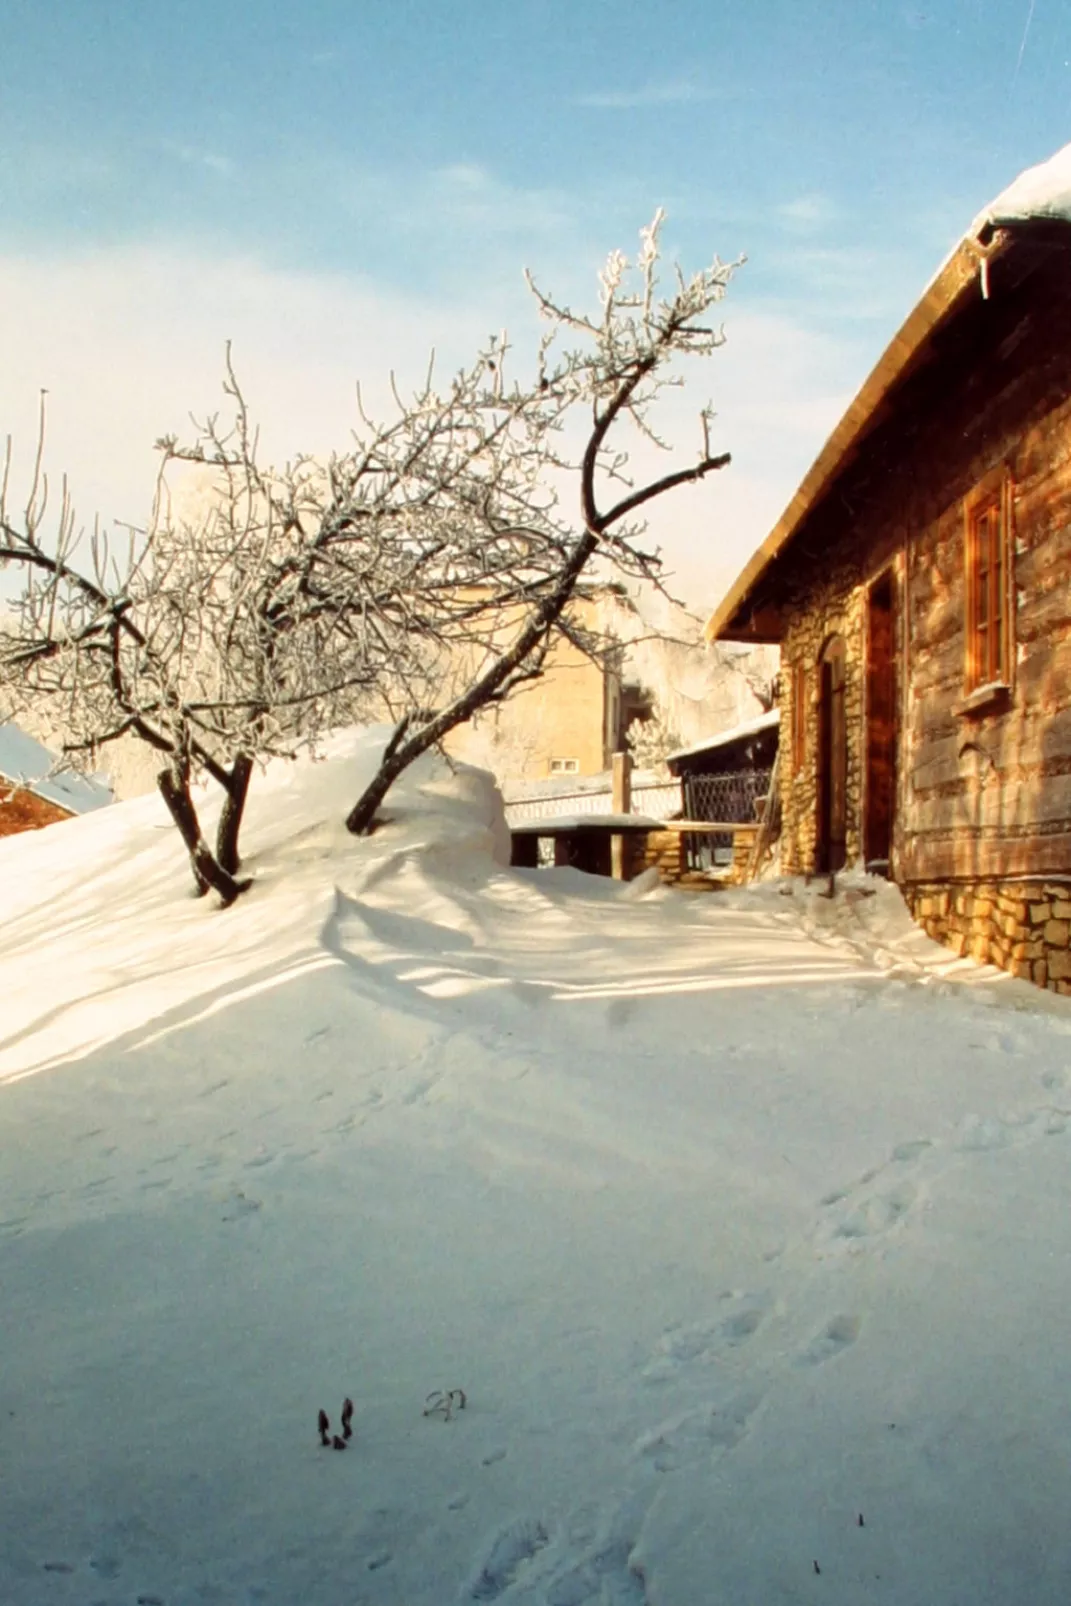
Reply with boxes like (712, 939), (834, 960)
(2, 732), (1071, 1606)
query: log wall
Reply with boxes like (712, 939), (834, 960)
(773, 242), (1071, 994)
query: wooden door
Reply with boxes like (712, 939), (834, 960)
(816, 636), (847, 873)
(864, 571), (897, 872)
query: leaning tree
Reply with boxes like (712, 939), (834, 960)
(170, 211), (742, 837)
(337, 210), (741, 832)
(1, 213), (741, 901)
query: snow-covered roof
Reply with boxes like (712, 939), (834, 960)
(665, 708), (780, 766)
(975, 141), (1071, 231)
(707, 143), (1071, 645)
(0, 723), (113, 816)
(510, 811), (664, 834)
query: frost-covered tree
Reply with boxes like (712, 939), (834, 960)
(0, 375), (386, 903)
(332, 211), (741, 831)
(625, 708), (685, 772)
(1, 214), (740, 901)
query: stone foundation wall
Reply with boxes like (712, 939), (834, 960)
(632, 828), (757, 889)
(729, 826), (759, 885)
(635, 829), (684, 882)
(903, 880), (1071, 995)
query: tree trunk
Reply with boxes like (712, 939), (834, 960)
(216, 752), (254, 874)
(157, 767), (252, 907)
(345, 748), (410, 837)
(345, 534), (598, 837)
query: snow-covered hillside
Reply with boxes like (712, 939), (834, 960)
(2, 732), (1070, 1606)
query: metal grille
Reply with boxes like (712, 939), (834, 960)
(681, 768), (773, 870)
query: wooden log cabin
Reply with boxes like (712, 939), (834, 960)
(706, 145), (1071, 995)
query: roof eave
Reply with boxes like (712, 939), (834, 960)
(705, 229), (1014, 645)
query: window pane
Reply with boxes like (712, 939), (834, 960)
(966, 482), (1011, 690)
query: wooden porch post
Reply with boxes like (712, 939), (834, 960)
(611, 750), (633, 879)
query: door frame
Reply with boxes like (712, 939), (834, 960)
(816, 634), (848, 874)
(864, 568), (898, 873)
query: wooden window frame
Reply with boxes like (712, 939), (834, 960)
(964, 466), (1014, 698)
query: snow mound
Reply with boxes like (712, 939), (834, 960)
(3, 730), (1071, 1606)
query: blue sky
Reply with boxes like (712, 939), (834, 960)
(2, 0), (1069, 603)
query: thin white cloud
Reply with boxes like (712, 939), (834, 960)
(161, 141), (236, 178)
(778, 193), (837, 229)
(0, 245), (860, 615)
(437, 163), (489, 191)
(420, 163), (574, 238)
(575, 80), (711, 110)
(0, 247), (496, 537)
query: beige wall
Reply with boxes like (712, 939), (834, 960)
(445, 611), (614, 782)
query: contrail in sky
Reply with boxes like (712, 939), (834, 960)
(1013, 0), (1037, 82)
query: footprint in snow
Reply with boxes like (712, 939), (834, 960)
(642, 1294), (769, 1382)
(546, 1534), (650, 1606)
(636, 1386), (765, 1473)
(817, 1136), (937, 1253)
(221, 1191), (261, 1221)
(467, 1518), (550, 1601)
(244, 1150), (277, 1169)
(891, 1138), (932, 1163)
(797, 1313), (862, 1367)
(832, 1181), (918, 1242)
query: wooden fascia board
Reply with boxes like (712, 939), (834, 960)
(705, 232), (1010, 644)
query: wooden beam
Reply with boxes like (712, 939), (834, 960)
(654, 820), (759, 834)
(705, 231), (1017, 644)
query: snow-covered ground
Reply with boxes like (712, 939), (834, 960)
(3, 731), (1070, 1606)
